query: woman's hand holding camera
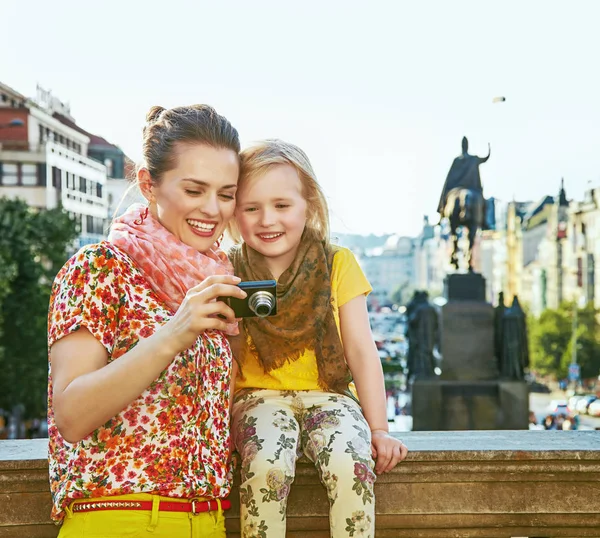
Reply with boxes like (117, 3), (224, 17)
(160, 275), (246, 356)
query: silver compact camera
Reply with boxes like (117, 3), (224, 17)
(219, 279), (277, 318)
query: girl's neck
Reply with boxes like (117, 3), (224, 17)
(265, 258), (291, 281)
(263, 246), (300, 281)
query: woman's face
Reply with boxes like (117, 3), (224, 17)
(142, 143), (239, 252)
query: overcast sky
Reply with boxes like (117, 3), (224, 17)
(3, 0), (600, 236)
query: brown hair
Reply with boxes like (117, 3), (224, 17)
(231, 139), (330, 244)
(142, 104), (240, 183)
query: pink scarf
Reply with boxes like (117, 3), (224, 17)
(108, 204), (238, 335)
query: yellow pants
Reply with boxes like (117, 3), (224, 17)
(58, 493), (227, 538)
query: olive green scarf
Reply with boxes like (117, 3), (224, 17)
(229, 232), (353, 395)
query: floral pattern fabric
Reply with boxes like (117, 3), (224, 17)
(232, 389), (376, 538)
(47, 242), (233, 522)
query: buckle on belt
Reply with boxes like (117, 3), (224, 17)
(191, 499), (210, 515)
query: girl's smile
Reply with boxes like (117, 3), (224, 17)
(235, 164), (308, 278)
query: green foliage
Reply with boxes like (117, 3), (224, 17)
(559, 304), (600, 380)
(529, 301), (600, 380)
(0, 198), (78, 420)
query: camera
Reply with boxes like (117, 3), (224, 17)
(219, 279), (277, 318)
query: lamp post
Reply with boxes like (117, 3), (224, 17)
(569, 293), (586, 391)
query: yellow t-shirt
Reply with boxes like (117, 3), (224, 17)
(235, 247), (372, 391)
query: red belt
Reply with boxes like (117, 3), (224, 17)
(72, 498), (231, 515)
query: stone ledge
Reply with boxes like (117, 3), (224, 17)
(1, 432), (599, 537)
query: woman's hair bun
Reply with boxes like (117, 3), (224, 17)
(146, 106), (166, 124)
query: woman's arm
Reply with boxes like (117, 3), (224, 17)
(51, 274), (246, 443)
(340, 295), (408, 473)
(51, 327), (178, 443)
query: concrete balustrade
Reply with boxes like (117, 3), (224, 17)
(1, 431), (599, 537)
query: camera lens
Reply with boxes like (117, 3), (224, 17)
(248, 291), (275, 318)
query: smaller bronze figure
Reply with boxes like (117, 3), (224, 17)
(494, 291), (506, 369)
(438, 137), (490, 272)
(406, 291), (440, 381)
(499, 296), (530, 380)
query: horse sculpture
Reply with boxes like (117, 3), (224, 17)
(443, 187), (485, 271)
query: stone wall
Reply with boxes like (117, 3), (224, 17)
(1, 431), (599, 537)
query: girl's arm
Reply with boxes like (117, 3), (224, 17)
(52, 275), (245, 443)
(340, 295), (408, 473)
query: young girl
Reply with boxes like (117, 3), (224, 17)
(228, 140), (408, 538)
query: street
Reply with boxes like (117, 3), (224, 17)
(529, 391), (600, 430)
(389, 390), (600, 432)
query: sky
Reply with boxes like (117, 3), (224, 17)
(2, 0), (600, 236)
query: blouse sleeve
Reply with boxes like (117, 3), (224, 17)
(48, 244), (124, 355)
(331, 247), (373, 308)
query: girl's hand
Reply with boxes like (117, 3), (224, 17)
(370, 430), (408, 474)
(160, 275), (246, 355)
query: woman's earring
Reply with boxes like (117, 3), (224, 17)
(215, 234), (224, 248)
(134, 206), (149, 225)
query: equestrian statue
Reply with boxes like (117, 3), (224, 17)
(437, 136), (490, 271)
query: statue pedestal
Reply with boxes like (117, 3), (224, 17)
(411, 272), (528, 431)
(440, 301), (498, 380)
(411, 379), (529, 430)
(444, 273), (486, 302)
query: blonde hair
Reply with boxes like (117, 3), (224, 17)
(229, 139), (330, 245)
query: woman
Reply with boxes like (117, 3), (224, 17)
(48, 104), (246, 537)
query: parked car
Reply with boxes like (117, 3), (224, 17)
(587, 399), (600, 417)
(547, 400), (569, 416)
(568, 394), (587, 412)
(575, 395), (597, 414)
(527, 380), (552, 393)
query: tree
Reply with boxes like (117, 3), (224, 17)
(0, 198), (78, 421)
(559, 304), (600, 380)
(529, 302), (600, 380)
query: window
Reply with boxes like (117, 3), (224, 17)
(79, 176), (86, 193)
(85, 215), (105, 235)
(21, 164), (38, 186)
(1, 163), (18, 185)
(52, 167), (61, 189)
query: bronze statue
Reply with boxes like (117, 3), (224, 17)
(494, 291), (506, 369)
(499, 296), (530, 380)
(438, 137), (490, 272)
(406, 291), (440, 381)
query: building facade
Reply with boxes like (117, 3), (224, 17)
(0, 81), (130, 248)
(358, 235), (416, 308)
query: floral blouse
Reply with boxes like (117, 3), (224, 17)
(47, 242), (233, 522)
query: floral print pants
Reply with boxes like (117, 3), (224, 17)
(232, 389), (376, 538)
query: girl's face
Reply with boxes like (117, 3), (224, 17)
(235, 164), (308, 276)
(141, 143), (239, 253)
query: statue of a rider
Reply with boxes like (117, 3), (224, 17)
(437, 136), (490, 216)
(438, 137), (490, 271)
